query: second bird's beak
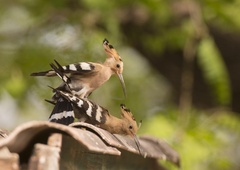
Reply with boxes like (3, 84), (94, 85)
(117, 73), (127, 98)
(131, 133), (144, 157)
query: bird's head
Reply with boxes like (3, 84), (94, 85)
(119, 104), (139, 135)
(120, 104), (143, 155)
(103, 39), (126, 97)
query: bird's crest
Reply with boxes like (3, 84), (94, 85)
(103, 38), (122, 62)
(120, 104), (138, 134)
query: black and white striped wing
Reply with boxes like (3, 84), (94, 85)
(58, 91), (108, 125)
(60, 61), (96, 75)
(48, 97), (75, 125)
(31, 60), (96, 77)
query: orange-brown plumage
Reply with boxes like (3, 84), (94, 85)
(31, 39), (126, 99)
(99, 104), (138, 135)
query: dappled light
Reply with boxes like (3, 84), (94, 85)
(0, 0), (240, 169)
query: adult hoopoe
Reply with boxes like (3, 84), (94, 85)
(49, 89), (142, 154)
(31, 39), (126, 99)
(49, 89), (138, 135)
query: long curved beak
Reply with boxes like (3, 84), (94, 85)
(117, 73), (127, 98)
(132, 133), (144, 157)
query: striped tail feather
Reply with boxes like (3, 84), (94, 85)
(50, 60), (71, 88)
(48, 97), (75, 125)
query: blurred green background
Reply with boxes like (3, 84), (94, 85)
(0, 0), (240, 169)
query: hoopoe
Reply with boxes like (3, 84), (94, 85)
(31, 39), (126, 99)
(49, 89), (138, 135)
(49, 89), (142, 154)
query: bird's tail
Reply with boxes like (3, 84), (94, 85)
(30, 70), (56, 77)
(48, 96), (75, 125)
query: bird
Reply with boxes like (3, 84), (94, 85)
(31, 38), (126, 99)
(49, 89), (142, 154)
(49, 89), (138, 135)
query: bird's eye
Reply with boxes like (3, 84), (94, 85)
(116, 64), (120, 68)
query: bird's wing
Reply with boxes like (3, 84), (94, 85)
(58, 90), (108, 124)
(30, 60), (99, 77)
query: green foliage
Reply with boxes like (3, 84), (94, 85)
(197, 37), (231, 105)
(203, 0), (240, 30)
(141, 108), (240, 170)
(0, 0), (240, 169)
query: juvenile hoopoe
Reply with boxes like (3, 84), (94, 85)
(31, 39), (126, 99)
(49, 89), (142, 154)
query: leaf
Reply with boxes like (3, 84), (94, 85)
(197, 37), (231, 105)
